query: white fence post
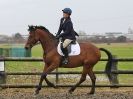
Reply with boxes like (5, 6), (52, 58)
(0, 58), (6, 84)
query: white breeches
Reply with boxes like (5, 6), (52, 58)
(63, 39), (72, 48)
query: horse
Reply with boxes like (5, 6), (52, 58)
(25, 25), (112, 95)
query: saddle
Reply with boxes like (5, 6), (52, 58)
(57, 41), (80, 56)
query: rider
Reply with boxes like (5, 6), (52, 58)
(56, 8), (79, 64)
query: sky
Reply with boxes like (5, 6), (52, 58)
(0, 0), (133, 36)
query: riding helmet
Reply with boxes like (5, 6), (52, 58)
(62, 8), (72, 15)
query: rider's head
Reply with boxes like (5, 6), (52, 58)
(62, 8), (72, 18)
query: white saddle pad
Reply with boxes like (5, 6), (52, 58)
(57, 41), (80, 56)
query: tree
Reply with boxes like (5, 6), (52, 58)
(14, 33), (23, 39)
(12, 33), (24, 43)
(116, 36), (127, 42)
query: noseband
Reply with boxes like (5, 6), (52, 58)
(28, 30), (39, 48)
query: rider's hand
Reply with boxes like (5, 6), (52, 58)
(56, 35), (60, 39)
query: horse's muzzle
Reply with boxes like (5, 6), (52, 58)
(25, 45), (31, 50)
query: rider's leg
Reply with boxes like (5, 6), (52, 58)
(61, 39), (72, 64)
(63, 39), (72, 48)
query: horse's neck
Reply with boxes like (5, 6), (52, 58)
(39, 31), (57, 54)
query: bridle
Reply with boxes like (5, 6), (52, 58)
(27, 30), (40, 48)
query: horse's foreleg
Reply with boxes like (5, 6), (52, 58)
(88, 68), (96, 94)
(35, 64), (57, 95)
(39, 64), (56, 88)
(35, 65), (48, 95)
(69, 67), (87, 94)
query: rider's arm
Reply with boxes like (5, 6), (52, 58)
(56, 18), (64, 36)
(59, 21), (72, 37)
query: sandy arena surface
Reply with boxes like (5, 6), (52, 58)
(0, 87), (133, 99)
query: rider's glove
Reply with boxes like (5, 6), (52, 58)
(56, 35), (60, 39)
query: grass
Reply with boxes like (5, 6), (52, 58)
(96, 43), (133, 58)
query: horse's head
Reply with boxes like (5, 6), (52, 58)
(25, 25), (40, 50)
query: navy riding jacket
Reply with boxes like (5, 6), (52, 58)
(57, 17), (78, 40)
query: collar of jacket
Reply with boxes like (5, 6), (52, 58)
(62, 17), (71, 24)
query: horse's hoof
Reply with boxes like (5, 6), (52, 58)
(53, 85), (57, 89)
(68, 89), (74, 94)
(51, 85), (57, 89)
(88, 91), (94, 95)
(48, 83), (56, 88)
(54, 85), (58, 89)
(68, 91), (72, 94)
(35, 90), (39, 95)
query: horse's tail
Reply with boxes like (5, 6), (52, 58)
(99, 48), (113, 82)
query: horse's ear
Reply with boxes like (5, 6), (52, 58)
(28, 25), (32, 28)
(35, 25), (37, 29)
(28, 25), (31, 31)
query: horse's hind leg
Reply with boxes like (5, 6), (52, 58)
(68, 67), (87, 94)
(35, 64), (57, 95)
(88, 67), (96, 94)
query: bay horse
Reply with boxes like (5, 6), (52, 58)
(25, 25), (112, 95)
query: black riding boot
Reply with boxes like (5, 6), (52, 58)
(63, 48), (68, 64)
(61, 44), (69, 64)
